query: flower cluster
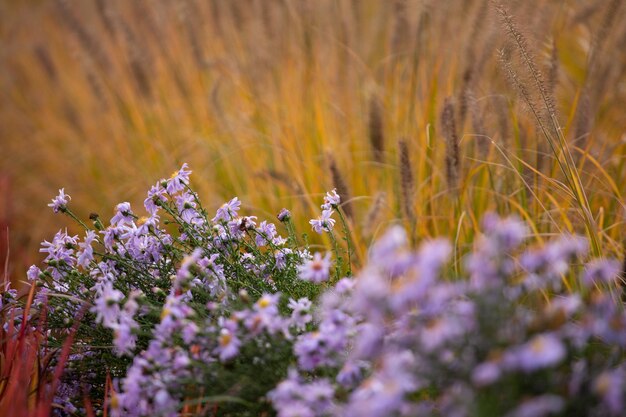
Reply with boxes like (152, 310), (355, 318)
(18, 165), (626, 417)
(272, 215), (626, 417)
(309, 189), (340, 234)
(29, 164), (324, 416)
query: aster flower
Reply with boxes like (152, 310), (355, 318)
(471, 361), (502, 387)
(298, 252), (332, 283)
(166, 163), (192, 194)
(255, 293), (281, 315)
(26, 265), (41, 281)
(111, 202), (135, 226)
(582, 259), (621, 287)
(337, 361), (364, 387)
(92, 280), (124, 328)
(144, 182), (168, 215)
(175, 192), (201, 224)
(269, 370), (334, 417)
(309, 209), (336, 234)
(274, 248), (293, 270)
(593, 370), (624, 415)
(39, 229), (79, 283)
(344, 352), (417, 417)
(48, 188), (71, 213)
(288, 297), (313, 330)
(322, 188), (341, 210)
(505, 395), (565, 417)
(277, 208), (291, 222)
(212, 197), (241, 223)
(256, 220), (278, 247)
(77, 230), (97, 268)
(506, 333), (566, 373)
(114, 312), (139, 356)
(215, 320), (241, 362)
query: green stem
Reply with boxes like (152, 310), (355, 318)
(336, 208), (354, 275)
(327, 230), (342, 281)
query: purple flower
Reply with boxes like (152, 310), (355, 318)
(334, 277), (355, 294)
(269, 369), (334, 417)
(582, 259), (621, 287)
(337, 361), (364, 387)
(114, 311), (139, 356)
(241, 293), (285, 335)
(471, 361), (502, 387)
(506, 333), (566, 372)
(255, 293), (281, 315)
(419, 316), (465, 353)
(48, 188), (71, 213)
(309, 209), (336, 234)
(216, 320), (241, 362)
(40, 229), (79, 282)
(288, 297), (313, 330)
(166, 163), (192, 194)
(27, 265), (41, 281)
(294, 332), (333, 370)
(594, 370), (624, 415)
(174, 248), (203, 289)
(212, 197), (241, 223)
(368, 225), (408, 265)
(277, 208), (291, 222)
(353, 322), (385, 359)
(175, 192), (201, 224)
(92, 280), (124, 327)
(111, 202), (134, 226)
(506, 395), (565, 417)
(344, 352), (417, 417)
(256, 221), (277, 247)
(322, 188), (341, 210)
(298, 252), (332, 283)
(144, 182), (168, 215)
(77, 230), (97, 268)
(274, 248), (293, 271)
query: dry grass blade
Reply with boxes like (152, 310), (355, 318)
(328, 154), (353, 219)
(398, 139), (415, 223)
(441, 97), (461, 194)
(362, 192), (386, 237)
(494, 0), (601, 255)
(368, 94), (385, 163)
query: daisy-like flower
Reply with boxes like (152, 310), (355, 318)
(277, 208), (291, 222)
(77, 230), (97, 268)
(144, 182), (168, 215)
(212, 197), (241, 223)
(594, 370), (624, 414)
(92, 280), (124, 328)
(309, 209), (336, 234)
(27, 265), (41, 281)
(175, 192), (200, 223)
(506, 333), (566, 373)
(215, 321), (241, 362)
(48, 188), (71, 213)
(111, 202), (134, 226)
(322, 188), (341, 210)
(298, 252), (332, 283)
(256, 221), (277, 247)
(288, 297), (313, 330)
(166, 163), (192, 194)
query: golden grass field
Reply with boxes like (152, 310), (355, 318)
(2, 0), (625, 283)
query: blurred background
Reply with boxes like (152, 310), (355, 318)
(2, 0), (625, 283)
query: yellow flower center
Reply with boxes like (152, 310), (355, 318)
(219, 331), (232, 347)
(531, 337), (545, 353)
